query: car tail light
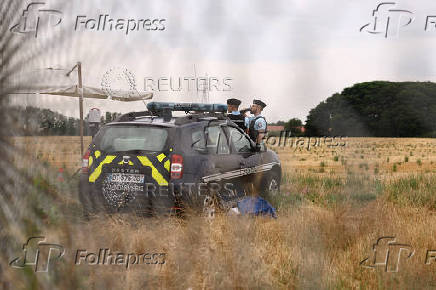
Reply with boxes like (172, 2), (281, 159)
(170, 154), (183, 179)
(82, 149), (91, 173)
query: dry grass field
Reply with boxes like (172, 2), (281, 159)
(8, 136), (93, 172)
(2, 136), (436, 289)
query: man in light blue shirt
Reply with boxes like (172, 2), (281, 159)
(247, 99), (267, 144)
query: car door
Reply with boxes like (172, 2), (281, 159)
(196, 122), (242, 198)
(227, 125), (263, 194)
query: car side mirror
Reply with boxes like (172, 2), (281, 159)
(254, 143), (266, 152)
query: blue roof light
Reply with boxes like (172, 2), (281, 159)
(147, 102), (227, 113)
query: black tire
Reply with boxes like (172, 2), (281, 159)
(202, 194), (223, 219)
(261, 170), (281, 200)
(78, 183), (95, 219)
(79, 176), (108, 218)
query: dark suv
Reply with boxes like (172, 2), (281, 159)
(79, 102), (281, 216)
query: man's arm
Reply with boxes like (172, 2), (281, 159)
(244, 116), (251, 134)
(256, 132), (265, 144)
(255, 118), (267, 144)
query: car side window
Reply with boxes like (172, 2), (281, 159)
(192, 129), (206, 150)
(206, 126), (230, 154)
(228, 127), (252, 153)
(192, 125), (229, 154)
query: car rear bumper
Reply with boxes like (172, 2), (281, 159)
(79, 173), (176, 215)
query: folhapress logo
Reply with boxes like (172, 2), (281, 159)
(10, 2), (166, 38)
(360, 2), (414, 38)
(74, 15), (166, 35)
(360, 237), (414, 272)
(10, 2), (63, 38)
(9, 237), (65, 272)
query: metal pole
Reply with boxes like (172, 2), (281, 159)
(77, 62), (84, 156)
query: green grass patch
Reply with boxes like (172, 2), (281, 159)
(386, 175), (436, 209)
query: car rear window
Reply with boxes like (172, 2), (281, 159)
(97, 125), (168, 152)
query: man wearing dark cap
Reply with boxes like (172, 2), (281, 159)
(226, 98), (247, 131)
(247, 99), (267, 144)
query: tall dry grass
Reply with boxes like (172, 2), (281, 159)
(1, 137), (436, 289)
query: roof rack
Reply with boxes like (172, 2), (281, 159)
(115, 111), (154, 122)
(115, 102), (228, 123)
(147, 102), (227, 114)
(174, 112), (227, 125)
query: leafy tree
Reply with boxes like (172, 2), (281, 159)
(305, 81), (436, 137)
(105, 112), (112, 123)
(66, 117), (77, 136)
(285, 118), (303, 135)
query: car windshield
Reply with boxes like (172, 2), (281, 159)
(98, 125), (168, 152)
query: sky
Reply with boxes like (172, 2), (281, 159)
(5, 0), (436, 122)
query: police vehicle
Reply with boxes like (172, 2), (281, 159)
(79, 102), (281, 217)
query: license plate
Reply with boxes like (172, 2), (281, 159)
(106, 173), (145, 183)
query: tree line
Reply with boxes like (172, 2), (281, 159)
(11, 81), (436, 137)
(272, 81), (436, 137)
(9, 106), (121, 136)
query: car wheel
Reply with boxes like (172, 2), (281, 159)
(78, 187), (95, 219)
(202, 194), (222, 219)
(263, 171), (281, 198)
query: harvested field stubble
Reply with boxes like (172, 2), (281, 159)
(1, 137), (436, 289)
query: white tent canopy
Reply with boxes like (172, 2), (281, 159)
(41, 85), (153, 102)
(7, 62), (153, 157)
(10, 84), (153, 158)
(11, 85), (153, 102)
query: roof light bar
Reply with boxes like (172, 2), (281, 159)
(147, 102), (227, 113)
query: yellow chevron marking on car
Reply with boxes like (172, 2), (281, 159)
(137, 156), (168, 186)
(95, 150), (101, 159)
(118, 160), (134, 165)
(89, 155), (116, 183)
(88, 156), (93, 167)
(164, 160), (170, 171)
(157, 153), (166, 162)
